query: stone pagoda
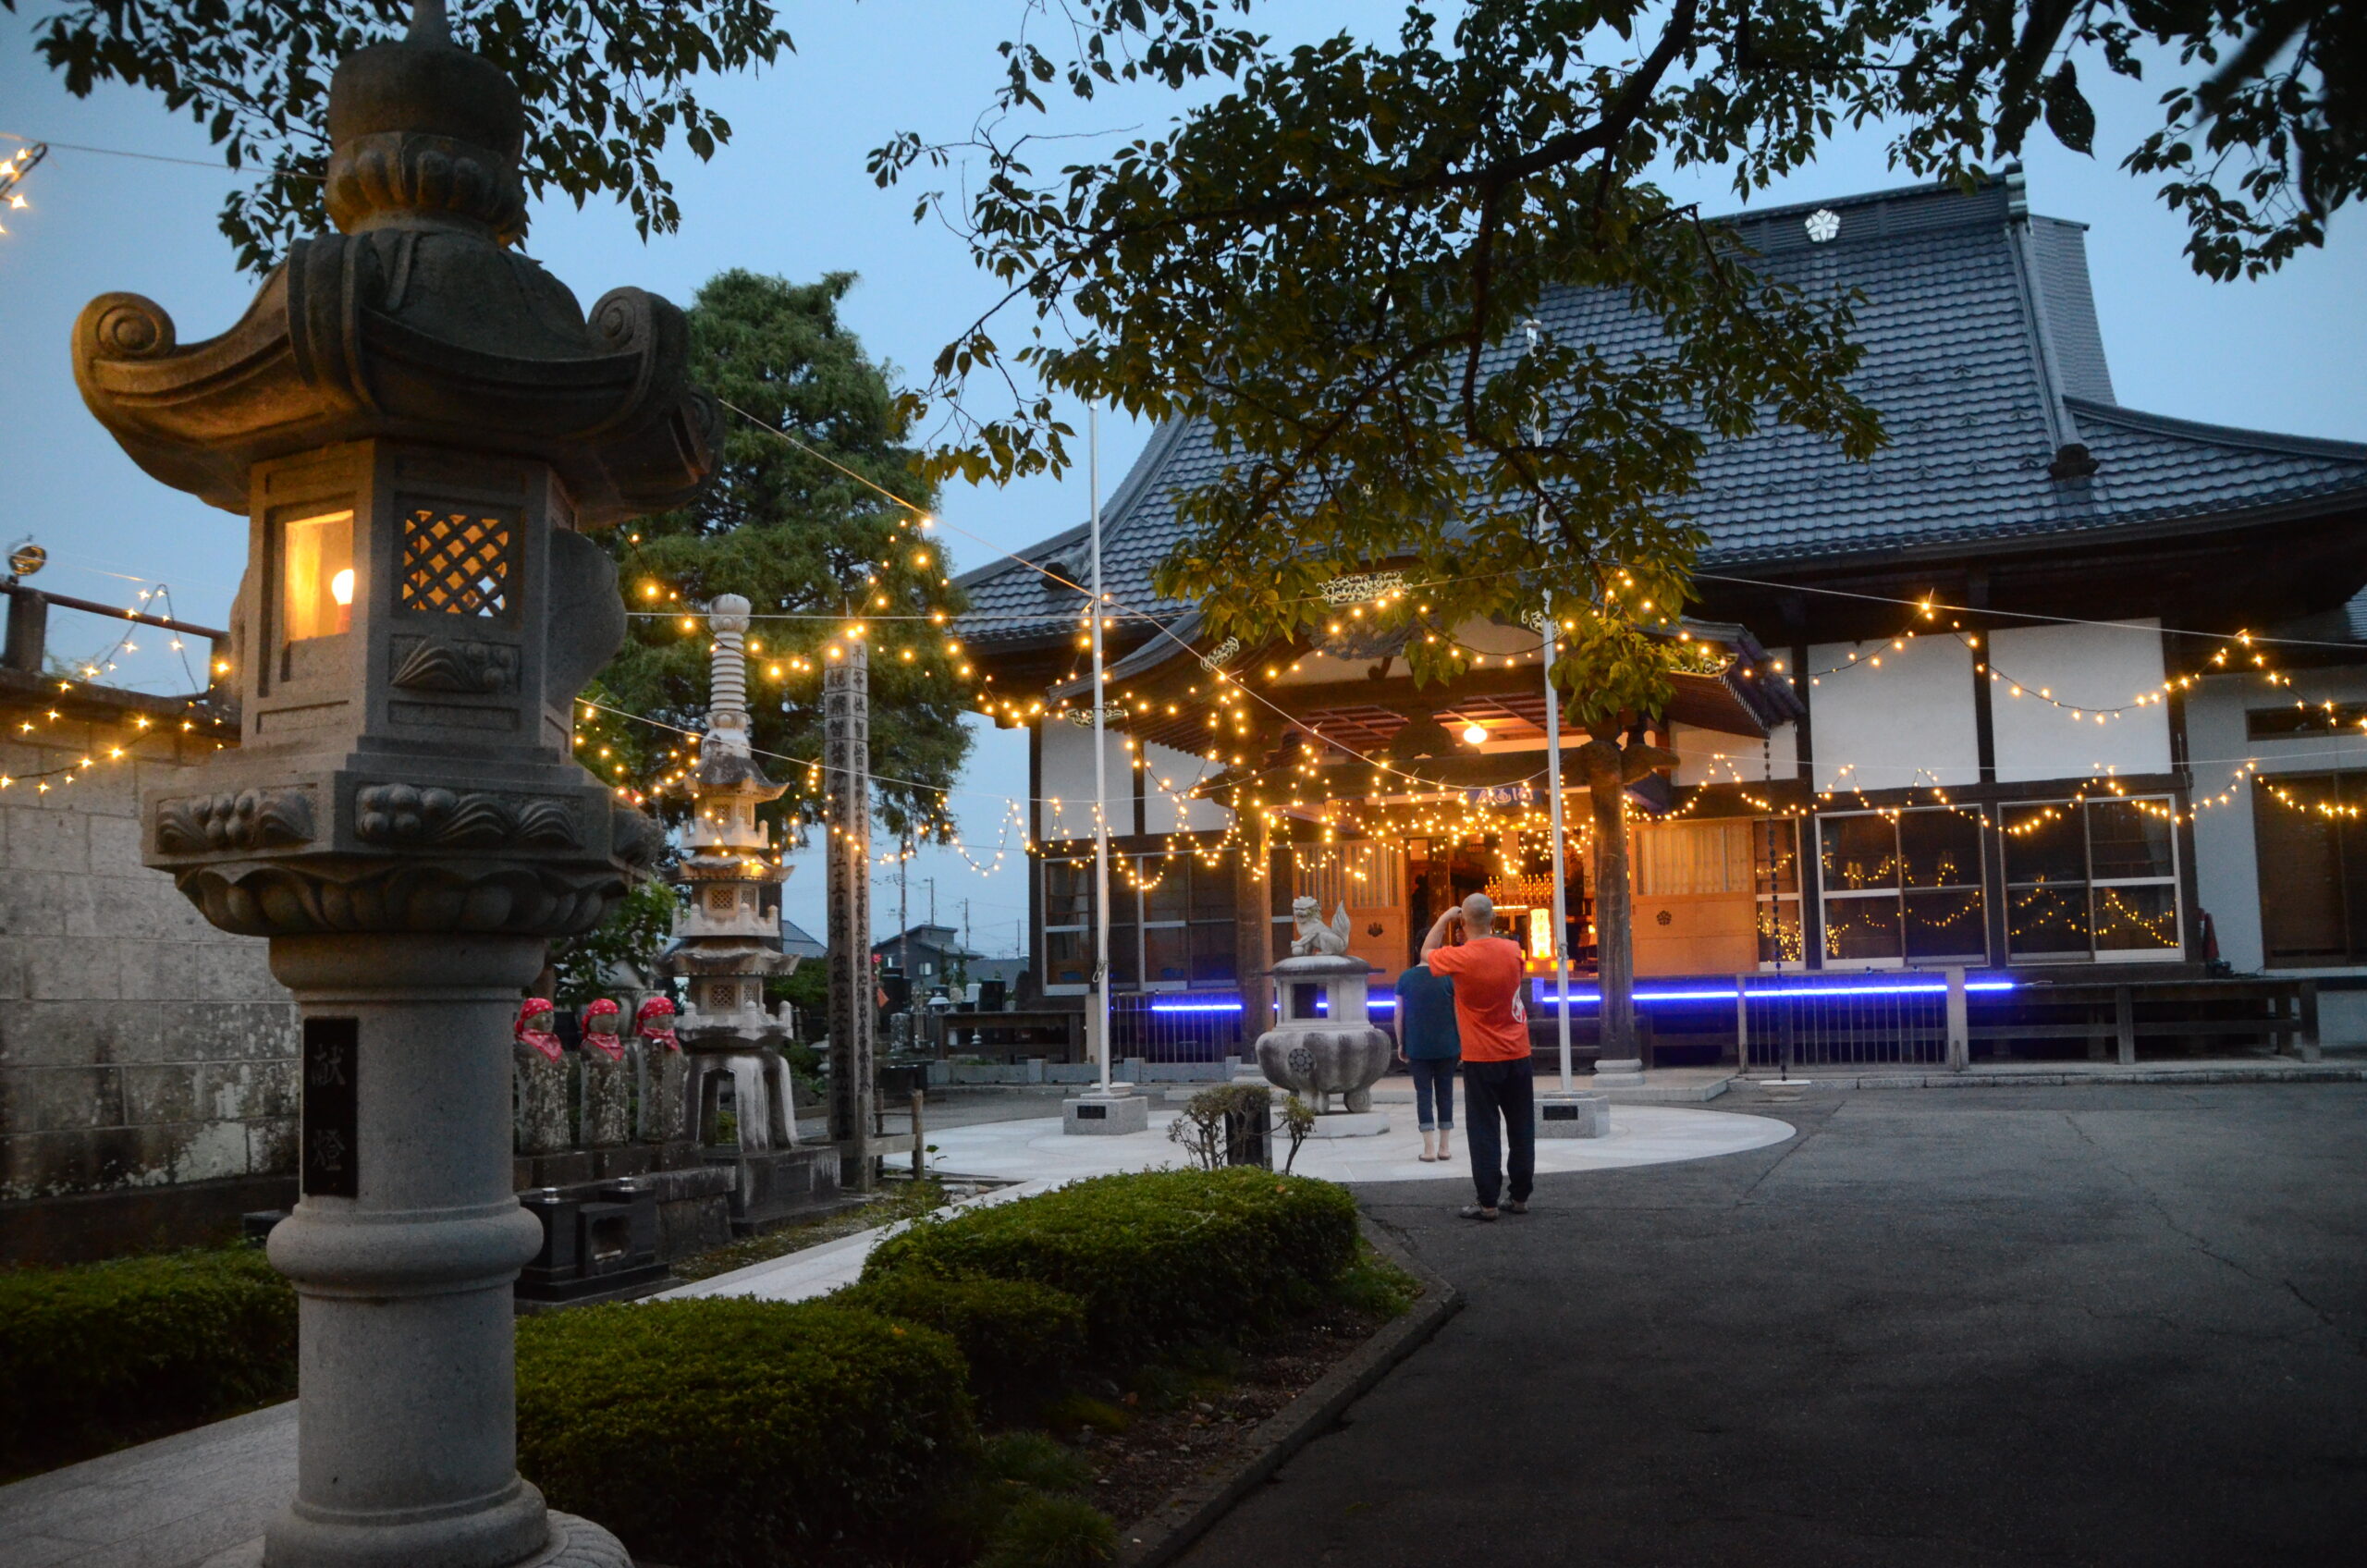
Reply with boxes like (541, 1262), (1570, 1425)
(71, 5), (712, 1566)
(663, 594), (828, 1227)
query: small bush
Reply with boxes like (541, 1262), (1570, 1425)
(864, 1168), (1359, 1362)
(1330, 1241), (1423, 1319)
(1166, 1083), (1274, 1170)
(980, 1431), (1092, 1495)
(0, 1247), (297, 1475)
(517, 1298), (976, 1567)
(833, 1270), (1085, 1409)
(975, 1492), (1119, 1568)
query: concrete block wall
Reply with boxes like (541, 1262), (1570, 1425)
(0, 712), (299, 1204)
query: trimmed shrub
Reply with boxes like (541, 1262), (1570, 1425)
(0, 1247), (297, 1475)
(975, 1493), (1118, 1568)
(862, 1168), (1360, 1362)
(832, 1270), (1085, 1410)
(516, 1298), (976, 1567)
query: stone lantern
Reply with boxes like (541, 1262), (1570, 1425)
(69, 6), (713, 1568)
(659, 594), (824, 1230)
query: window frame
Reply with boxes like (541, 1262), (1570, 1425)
(1041, 851), (1239, 994)
(2000, 795), (2186, 965)
(1814, 805), (1991, 971)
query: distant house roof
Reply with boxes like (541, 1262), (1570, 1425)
(871, 925), (975, 959)
(956, 173), (2367, 652)
(779, 918), (826, 959)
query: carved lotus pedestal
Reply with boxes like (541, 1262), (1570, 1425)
(1255, 954), (1394, 1133)
(679, 1007), (833, 1233)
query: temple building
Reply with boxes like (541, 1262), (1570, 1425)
(953, 173), (2367, 1069)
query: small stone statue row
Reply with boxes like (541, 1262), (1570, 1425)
(512, 996), (688, 1154)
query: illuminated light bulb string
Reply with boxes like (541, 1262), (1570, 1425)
(3, 582), (228, 793)
(589, 404), (2364, 879)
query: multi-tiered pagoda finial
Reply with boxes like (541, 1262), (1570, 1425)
(664, 595), (824, 1226)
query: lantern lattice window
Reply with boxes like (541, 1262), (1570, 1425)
(401, 509), (512, 617)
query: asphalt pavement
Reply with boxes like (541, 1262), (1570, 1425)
(1175, 1083), (2367, 1568)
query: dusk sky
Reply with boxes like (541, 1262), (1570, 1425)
(3, 3), (2360, 954)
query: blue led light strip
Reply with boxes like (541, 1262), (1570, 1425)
(1146, 978), (2018, 1014)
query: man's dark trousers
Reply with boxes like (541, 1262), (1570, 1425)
(1461, 1056), (1535, 1208)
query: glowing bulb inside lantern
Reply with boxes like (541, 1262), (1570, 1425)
(329, 569), (354, 606)
(1463, 723), (1488, 745)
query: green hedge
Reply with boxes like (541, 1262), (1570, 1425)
(862, 1169), (1360, 1361)
(516, 1298), (976, 1568)
(832, 1270), (1085, 1411)
(0, 1247), (298, 1474)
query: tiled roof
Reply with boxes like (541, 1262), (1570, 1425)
(956, 175), (2367, 649)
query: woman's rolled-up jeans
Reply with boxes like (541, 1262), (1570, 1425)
(1407, 1056), (1456, 1132)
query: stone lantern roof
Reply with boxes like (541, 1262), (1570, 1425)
(71, 0), (715, 527)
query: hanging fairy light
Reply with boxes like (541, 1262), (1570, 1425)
(0, 141), (44, 236)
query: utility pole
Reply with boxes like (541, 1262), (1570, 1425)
(898, 839), (911, 981)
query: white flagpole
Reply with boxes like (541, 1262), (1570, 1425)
(1541, 593), (1576, 1094)
(1089, 404), (1113, 1096)
(1525, 317), (1576, 1095)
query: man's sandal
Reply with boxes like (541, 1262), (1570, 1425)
(1459, 1205), (1499, 1221)
(1502, 1199), (1528, 1215)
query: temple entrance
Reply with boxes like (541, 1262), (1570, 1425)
(1404, 835), (1594, 979)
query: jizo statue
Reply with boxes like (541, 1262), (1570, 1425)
(71, 5), (715, 1567)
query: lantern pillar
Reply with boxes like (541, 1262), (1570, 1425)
(70, 6), (716, 1567)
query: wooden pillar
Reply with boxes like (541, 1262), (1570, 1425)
(2114, 985), (2136, 1068)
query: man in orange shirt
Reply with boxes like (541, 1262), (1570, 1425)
(1421, 892), (1534, 1220)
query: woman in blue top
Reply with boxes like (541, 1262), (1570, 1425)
(1393, 961), (1458, 1161)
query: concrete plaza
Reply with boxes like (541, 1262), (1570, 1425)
(1174, 1081), (2367, 1567)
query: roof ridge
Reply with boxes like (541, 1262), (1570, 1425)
(2067, 398), (2367, 465)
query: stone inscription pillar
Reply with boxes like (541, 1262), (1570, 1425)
(824, 636), (875, 1190)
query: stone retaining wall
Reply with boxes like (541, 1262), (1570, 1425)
(0, 699), (300, 1215)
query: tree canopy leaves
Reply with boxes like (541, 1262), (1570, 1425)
(6, 0), (789, 274)
(575, 270), (972, 841)
(878, 0), (2361, 725)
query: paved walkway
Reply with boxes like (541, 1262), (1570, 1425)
(665, 1101), (1792, 1303)
(1173, 1082), (2367, 1567)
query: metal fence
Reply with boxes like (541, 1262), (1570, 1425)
(1737, 972), (1964, 1070)
(1111, 992), (1250, 1064)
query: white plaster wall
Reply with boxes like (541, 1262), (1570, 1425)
(2186, 666), (2367, 980)
(1670, 721), (1797, 786)
(1142, 739), (1233, 832)
(1805, 634), (1979, 790)
(1036, 717), (1134, 841)
(1988, 621), (2170, 783)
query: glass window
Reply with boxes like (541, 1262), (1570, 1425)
(2003, 798), (2182, 962)
(1754, 818), (1805, 967)
(1820, 814), (1899, 892)
(281, 510), (355, 643)
(1817, 808), (1987, 967)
